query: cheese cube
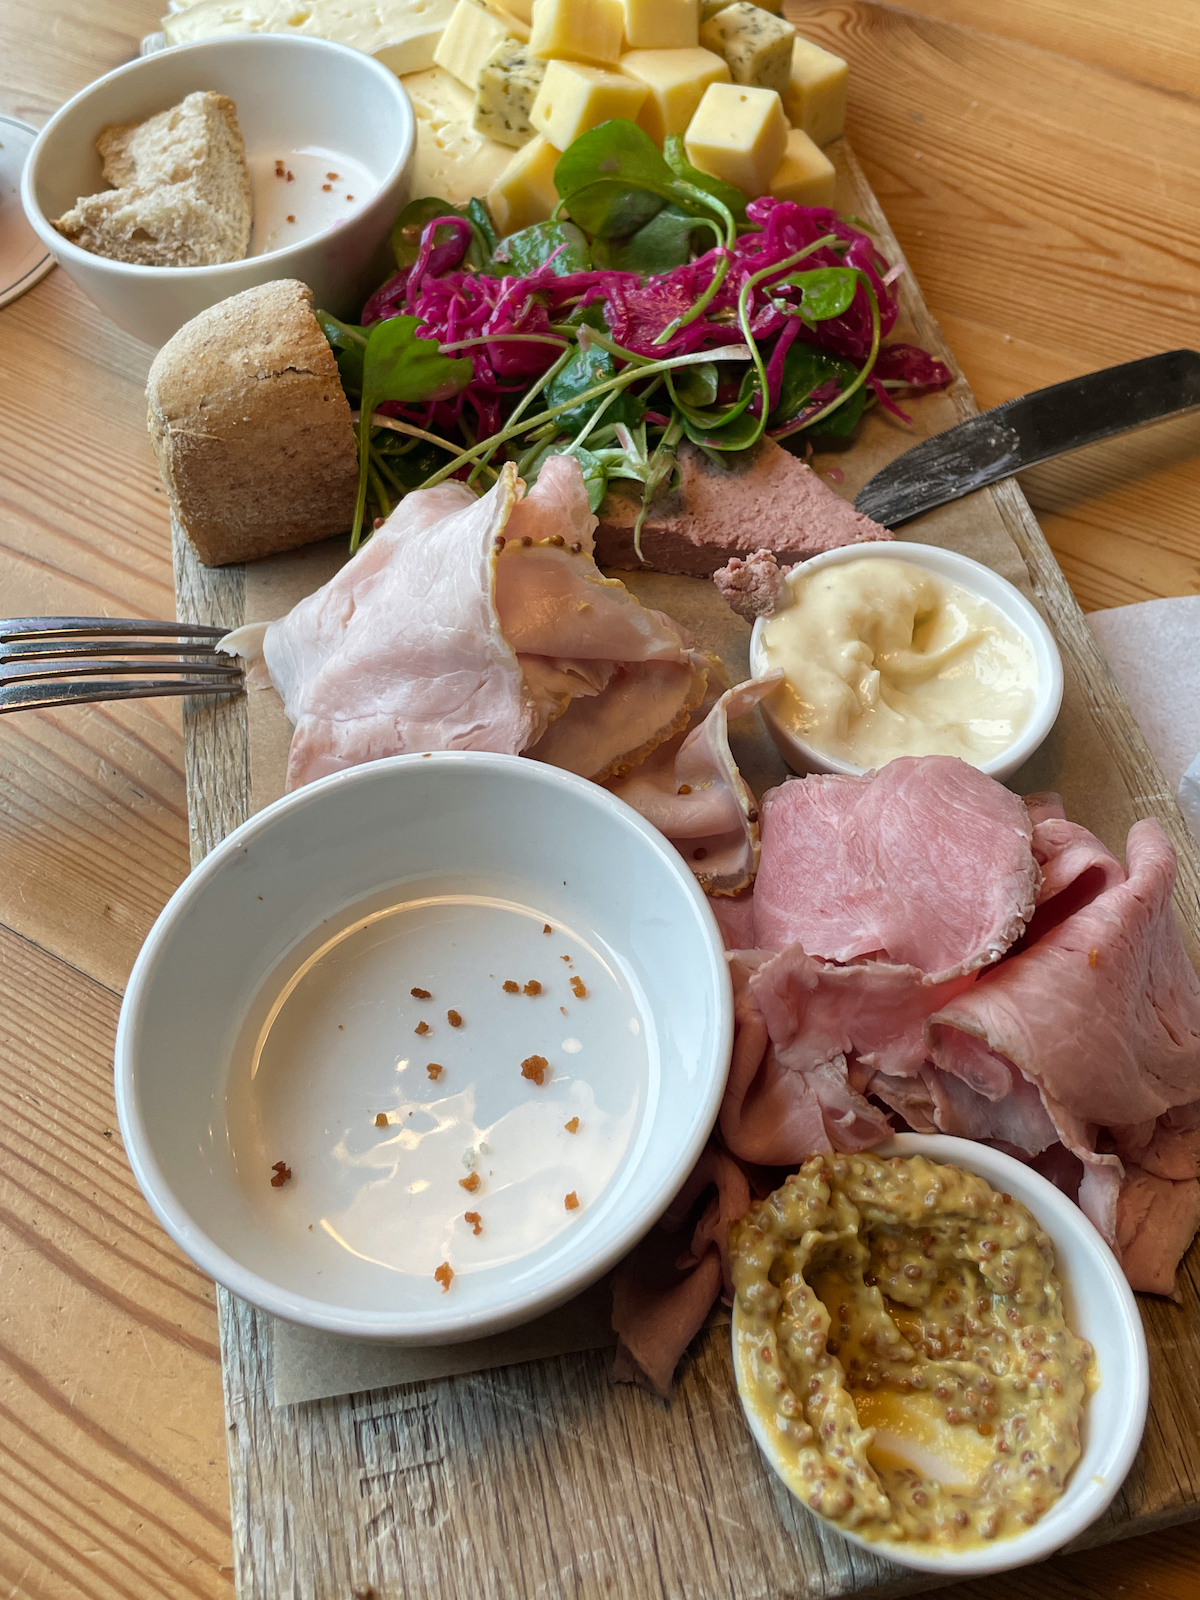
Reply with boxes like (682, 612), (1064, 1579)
(620, 47), (730, 143)
(404, 68), (514, 205)
(699, 1), (793, 94)
(620, 0), (698, 51)
(487, 132), (561, 233)
(493, 0), (533, 21)
(782, 36), (847, 147)
(474, 39), (547, 146)
(684, 81), (786, 197)
(529, 0), (624, 65)
(769, 126), (836, 205)
(434, 0), (519, 89)
(530, 59), (648, 150)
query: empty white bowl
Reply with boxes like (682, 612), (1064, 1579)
(749, 541), (1064, 782)
(21, 35), (414, 347)
(115, 752), (733, 1341)
(733, 1133), (1148, 1577)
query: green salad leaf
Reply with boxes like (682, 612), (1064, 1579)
(493, 220), (591, 276)
(315, 311), (368, 393)
(592, 206), (716, 274)
(772, 265), (860, 324)
(543, 340), (646, 431)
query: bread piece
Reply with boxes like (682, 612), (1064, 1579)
(146, 280), (360, 565)
(53, 91), (251, 267)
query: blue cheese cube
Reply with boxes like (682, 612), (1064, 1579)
(699, 1), (794, 95)
(474, 39), (547, 146)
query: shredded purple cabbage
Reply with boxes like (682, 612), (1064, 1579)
(359, 200), (950, 442)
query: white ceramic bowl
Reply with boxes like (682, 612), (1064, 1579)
(733, 1132), (1149, 1578)
(749, 541), (1064, 783)
(21, 36), (414, 347)
(115, 752), (733, 1341)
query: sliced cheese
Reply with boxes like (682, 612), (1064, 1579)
(684, 80), (786, 197)
(769, 125), (836, 205)
(487, 132), (561, 234)
(782, 35), (848, 147)
(529, 0), (624, 66)
(698, 1), (793, 94)
(435, 0), (519, 88)
(474, 38), (547, 146)
(403, 66), (514, 203)
(620, 47), (729, 143)
(620, 0), (698, 51)
(530, 59), (648, 150)
(164, 0), (457, 76)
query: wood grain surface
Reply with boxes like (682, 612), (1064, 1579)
(1, 1), (1198, 1597)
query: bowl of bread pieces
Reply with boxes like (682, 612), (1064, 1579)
(21, 35), (414, 347)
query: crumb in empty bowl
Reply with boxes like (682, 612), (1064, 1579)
(521, 1055), (549, 1085)
(270, 1160), (292, 1188)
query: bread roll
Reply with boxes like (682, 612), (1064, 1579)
(146, 279), (360, 566)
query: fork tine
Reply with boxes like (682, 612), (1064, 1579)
(2, 658), (243, 688)
(0, 679), (243, 715)
(0, 616), (229, 643)
(1, 638), (231, 663)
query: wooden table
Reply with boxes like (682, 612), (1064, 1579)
(0, 3), (1197, 1596)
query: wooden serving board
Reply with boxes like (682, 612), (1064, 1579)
(173, 140), (1200, 1599)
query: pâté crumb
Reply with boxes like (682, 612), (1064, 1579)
(523, 980), (541, 996)
(503, 980), (519, 993)
(427, 1062), (443, 1081)
(447, 1009), (463, 1027)
(564, 1117), (580, 1133)
(570, 976), (587, 999)
(415, 1020), (430, 1035)
(564, 1191), (580, 1210)
(464, 1211), (482, 1236)
(459, 1171), (481, 1193)
(434, 1261), (453, 1292)
(411, 986), (431, 999)
(270, 1161), (292, 1188)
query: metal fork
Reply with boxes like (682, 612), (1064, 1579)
(1, 618), (244, 714)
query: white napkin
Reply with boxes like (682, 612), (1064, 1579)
(1086, 597), (1200, 845)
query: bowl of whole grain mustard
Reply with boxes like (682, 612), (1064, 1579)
(730, 1134), (1148, 1577)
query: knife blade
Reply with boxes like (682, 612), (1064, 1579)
(853, 348), (1200, 528)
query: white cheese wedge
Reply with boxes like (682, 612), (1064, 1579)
(474, 38), (547, 146)
(163, 0), (457, 77)
(769, 126), (836, 205)
(698, 1), (793, 95)
(529, 0), (624, 66)
(684, 80), (786, 197)
(487, 132), (561, 234)
(530, 59), (648, 151)
(782, 35), (848, 147)
(403, 66), (514, 203)
(620, 0), (698, 51)
(619, 47), (730, 143)
(434, 0), (518, 88)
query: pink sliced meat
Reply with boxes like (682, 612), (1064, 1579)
(1117, 1168), (1200, 1299)
(607, 676), (781, 894)
(712, 549), (790, 622)
(753, 756), (1038, 978)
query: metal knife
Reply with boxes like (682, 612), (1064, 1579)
(853, 348), (1200, 528)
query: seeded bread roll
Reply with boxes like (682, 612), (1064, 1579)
(146, 280), (360, 566)
(53, 91), (252, 267)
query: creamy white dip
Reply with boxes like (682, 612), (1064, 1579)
(759, 558), (1038, 770)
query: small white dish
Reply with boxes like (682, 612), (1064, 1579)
(0, 115), (55, 308)
(115, 752), (733, 1342)
(732, 1132), (1149, 1577)
(21, 35), (414, 347)
(749, 541), (1064, 783)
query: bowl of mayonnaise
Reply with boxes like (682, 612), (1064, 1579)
(748, 542), (1064, 782)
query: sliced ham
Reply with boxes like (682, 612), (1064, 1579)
(594, 439), (890, 577)
(753, 756), (1038, 978)
(607, 676), (781, 895)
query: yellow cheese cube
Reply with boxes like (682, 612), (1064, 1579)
(529, 0), (624, 65)
(769, 126), (836, 205)
(530, 59), (648, 149)
(498, 0), (533, 20)
(684, 81), (786, 197)
(487, 133), (562, 234)
(434, 0), (519, 89)
(621, 0), (698, 51)
(620, 47), (730, 143)
(782, 36), (847, 146)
